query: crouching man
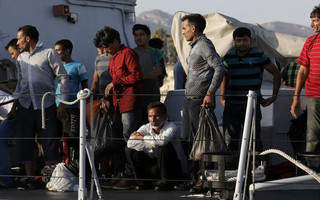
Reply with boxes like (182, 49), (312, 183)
(126, 101), (186, 191)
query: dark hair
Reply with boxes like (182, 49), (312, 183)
(5, 38), (18, 50)
(132, 24), (151, 36)
(181, 14), (206, 34)
(55, 39), (73, 55)
(233, 27), (251, 39)
(18, 25), (39, 42)
(310, 5), (320, 19)
(149, 38), (164, 49)
(147, 101), (167, 114)
(94, 26), (121, 48)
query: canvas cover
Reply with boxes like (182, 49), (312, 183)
(171, 11), (308, 73)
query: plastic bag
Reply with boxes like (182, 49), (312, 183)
(46, 163), (78, 192)
(94, 109), (113, 152)
(189, 108), (226, 161)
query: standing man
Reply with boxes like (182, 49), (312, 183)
(54, 39), (88, 163)
(97, 26), (143, 189)
(8, 25), (69, 189)
(132, 24), (164, 124)
(180, 14), (225, 157)
(221, 27), (281, 152)
(291, 5), (320, 155)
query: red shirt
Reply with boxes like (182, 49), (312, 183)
(297, 33), (320, 98)
(109, 45), (143, 113)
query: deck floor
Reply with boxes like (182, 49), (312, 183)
(0, 188), (214, 200)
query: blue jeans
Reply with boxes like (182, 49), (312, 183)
(0, 118), (15, 186)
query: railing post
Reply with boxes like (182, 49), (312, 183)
(233, 90), (256, 200)
(78, 90), (88, 200)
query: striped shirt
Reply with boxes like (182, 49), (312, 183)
(223, 48), (271, 105)
(94, 54), (112, 95)
(297, 33), (320, 97)
(185, 34), (225, 99)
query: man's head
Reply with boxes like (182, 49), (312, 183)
(17, 25), (39, 53)
(94, 26), (121, 55)
(132, 24), (151, 48)
(147, 102), (167, 129)
(232, 27), (252, 54)
(181, 14), (206, 42)
(5, 38), (19, 60)
(310, 5), (320, 33)
(55, 39), (73, 63)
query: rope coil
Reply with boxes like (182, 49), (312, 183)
(260, 149), (320, 183)
(41, 88), (91, 129)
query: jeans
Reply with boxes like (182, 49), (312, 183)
(306, 98), (320, 152)
(181, 97), (202, 159)
(223, 104), (262, 152)
(113, 107), (141, 177)
(0, 118), (15, 186)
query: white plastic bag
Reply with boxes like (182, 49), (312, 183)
(46, 163), (78, 192)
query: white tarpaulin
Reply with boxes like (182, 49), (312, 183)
(171, 11), (307, 73)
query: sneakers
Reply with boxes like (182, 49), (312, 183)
(112, 180), (136, 190)
(100, 179), (120, 189)
(135, 181), (153, 190)
(17, 178), (37, 190)
(154, 181), (174, 191)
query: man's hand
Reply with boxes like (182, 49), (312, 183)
(99, 98), (110, 111)
(201, 91), (215, 108)
(261, 95), (277, 107)
(130, 131), (144, 140)
(144, 66), (162, 79)
(220, 96), (225, 107)
(290, 96), (300, 119)
(105, 82), (114, 97)
(57, 103), (66, 120)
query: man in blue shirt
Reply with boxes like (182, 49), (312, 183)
(55, 39), (88, 163)
(221, 27), (281, 152)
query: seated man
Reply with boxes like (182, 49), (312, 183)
(126, 102), (186, 191)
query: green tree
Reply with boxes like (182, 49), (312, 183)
(151, 28), (177, 64)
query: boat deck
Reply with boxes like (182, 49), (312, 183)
(0, 188), (210, 200)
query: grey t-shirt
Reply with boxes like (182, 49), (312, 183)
(134, 47), (160, 102)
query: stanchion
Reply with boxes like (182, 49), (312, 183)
(78, 90), (87, 200)
(233, 90), (256, 200)
(41, 89), (103, 200)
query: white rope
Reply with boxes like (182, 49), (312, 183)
(260, 149), (320, 183)
(41, 88), (91, 129)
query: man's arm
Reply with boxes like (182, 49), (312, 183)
(143, 123), (177, 146)
(49, 49), (69, 119)
(81, 80), (88, 90)
(202, 44), (226, 108)
(220, 70), (229, 107)
(91, 71), (99, 95)
(290, 65), (309, 118)
(261, 63), (281, 107)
